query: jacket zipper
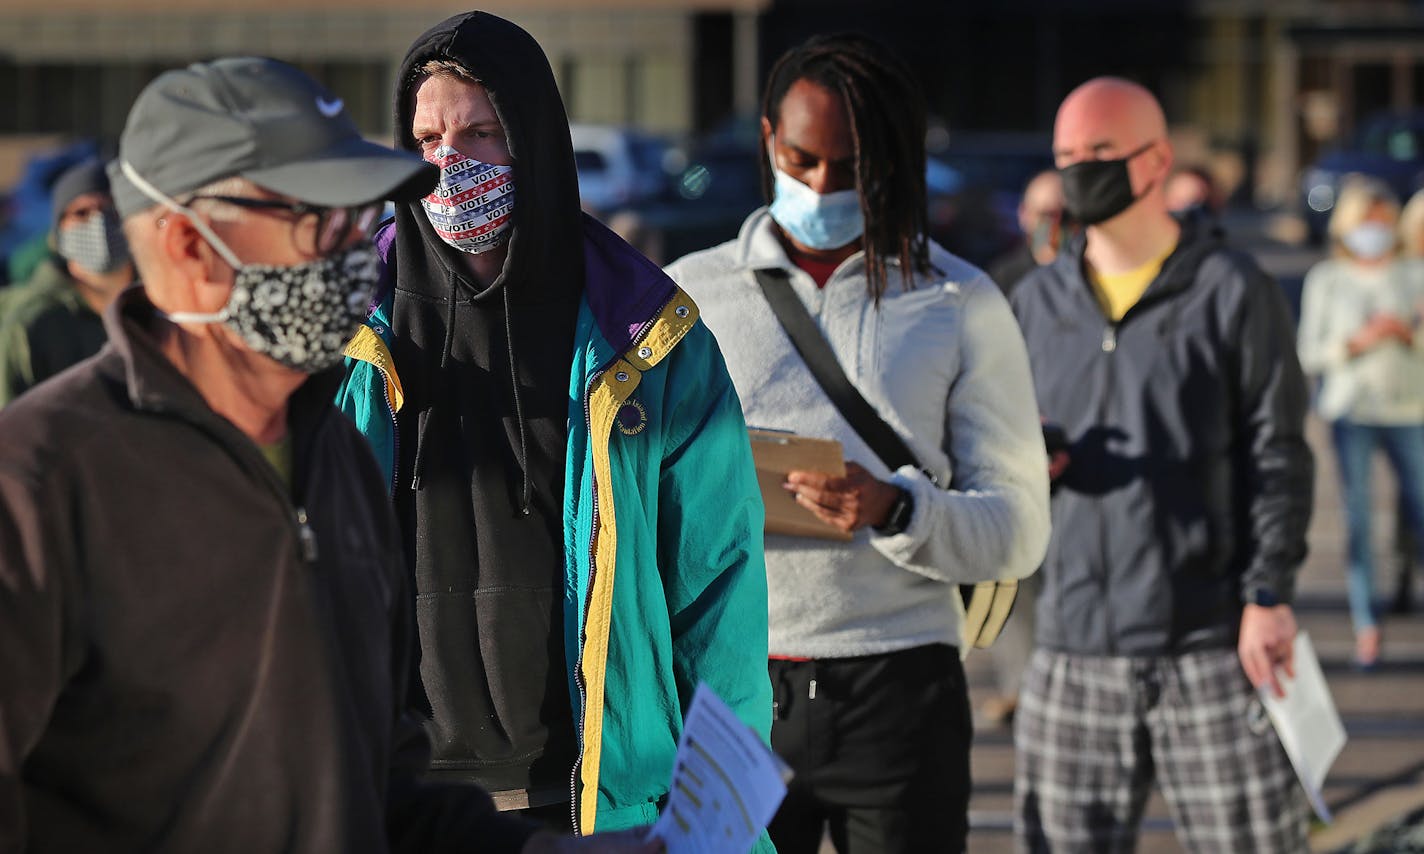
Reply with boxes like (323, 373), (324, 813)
(295, 506), (319, 563)
(142, 398), (321, 567)
(1098, 322), (1118, 654)
(384, 383), (400, 494)
(569, 367), (602, 836)
(567, 295), (679, 834)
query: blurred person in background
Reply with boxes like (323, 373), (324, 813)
(980, 168), (1069, 728)
(0, 158), (132, 405)
(1401, 188), (1424, 260)
(988, 169), (1068, 297)
(1297, 179), (1424, 669)
(1164, 164), (1225, 220)
(1012, 76), (1312, 852)
(667, 33), (1049, 853)
(1391, 186), (1424, 613)
(337, 11), (770, 841)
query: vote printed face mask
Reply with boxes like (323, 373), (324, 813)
(57, 207), (131, 275)
(420, 145), (515, 254)
(1342, 221), (1397, 261)
(119, 160), (382, 374)
(1058, 140), (1156, 226)
(766, 140), (864, 250)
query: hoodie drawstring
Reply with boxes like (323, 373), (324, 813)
(503, 283), (532, 516)
(408, 273), (533, 518)
(409, 275), (460, 491)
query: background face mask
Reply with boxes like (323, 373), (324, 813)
(767, 141), (864, 250)
(420, 144), (515, 255)
(1342, 221), (1396, 261)
(58, 208), (131, 275)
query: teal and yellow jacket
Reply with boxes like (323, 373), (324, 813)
(336, 218), (772, 837)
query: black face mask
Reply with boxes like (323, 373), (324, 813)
(1058, 140), (1156, 226)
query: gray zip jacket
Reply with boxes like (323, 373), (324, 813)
(667, 208), (1049, 658)
(1010, 216), (1313, 655)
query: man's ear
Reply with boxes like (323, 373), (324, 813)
(1152, 139), (1175, 184)
(155, 214), (233, 313)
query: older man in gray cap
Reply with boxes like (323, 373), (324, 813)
(0, 57), (657, 854)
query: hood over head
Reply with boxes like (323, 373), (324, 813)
(379, 13), (587, 795)
(393, 10), (583, 304)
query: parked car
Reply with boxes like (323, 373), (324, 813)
(1300, 111), (1424, 243)
(570, 123), (673, 214)
(610, 139), (764, 264)
(603, 122), (1054, 269)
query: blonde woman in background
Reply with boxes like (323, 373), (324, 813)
(1298, 179), (1424, 669)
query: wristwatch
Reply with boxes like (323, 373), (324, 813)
(1248, 587), (1279, 608)
(873, 487), (915, 537)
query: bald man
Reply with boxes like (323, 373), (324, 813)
(1008, 77), (1313, 852)
(988, 170), (1069, 297)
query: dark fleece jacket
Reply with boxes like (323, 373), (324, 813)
(0, 286), (537, 852)
(388, 11), (583, 802)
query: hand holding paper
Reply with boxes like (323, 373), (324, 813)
(1256, 632), (1347, 823)
(648, 684), (791, 854)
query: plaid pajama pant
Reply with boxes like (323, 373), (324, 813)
(1014, 648), (1309, 853)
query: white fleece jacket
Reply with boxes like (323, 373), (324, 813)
(1297, 257), (1424, 424)
(665, 208), (1050, 658)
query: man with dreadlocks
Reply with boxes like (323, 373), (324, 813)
(667, 33), (1049, 853)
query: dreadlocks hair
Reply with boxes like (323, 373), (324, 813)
(761, 32), (931, 304)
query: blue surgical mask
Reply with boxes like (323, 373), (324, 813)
(1342, 221), (1396, 261)
(767, 140), (864, 250)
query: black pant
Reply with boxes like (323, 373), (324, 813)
(767, 644), (972, 854)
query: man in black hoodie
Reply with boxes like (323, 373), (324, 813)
(337, 10), (770, 840)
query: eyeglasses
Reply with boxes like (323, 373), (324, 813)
(185, 195), (384, 255)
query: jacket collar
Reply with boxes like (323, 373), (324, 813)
(101, 284), (340, 442)
(580, 212), (678, 355)
(1056, 211), (1222, 309)
(733, 206), (970, 295)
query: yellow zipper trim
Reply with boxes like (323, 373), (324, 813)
(576, 288), (700, 834)
(343, 325), (405, 414)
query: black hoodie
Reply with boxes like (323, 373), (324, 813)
(388, 12), (583, 803)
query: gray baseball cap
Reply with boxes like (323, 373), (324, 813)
(109, 56), (435, 218)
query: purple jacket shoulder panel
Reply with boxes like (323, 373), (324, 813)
(579, 213), (678, 354)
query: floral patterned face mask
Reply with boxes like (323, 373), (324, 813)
(119, 160), (383, 374)
(163, 241), (382, 373)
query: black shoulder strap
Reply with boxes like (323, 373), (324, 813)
(755, 266), (1022, 647)
(752, 267), (922, 475)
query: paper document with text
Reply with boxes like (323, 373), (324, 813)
(649, 684), (791, 854)
(1258, 631), (1347, 823)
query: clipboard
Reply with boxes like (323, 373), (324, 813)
(748, 429), (852, 542)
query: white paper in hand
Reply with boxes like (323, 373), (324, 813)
(1257, 631), (1347, 823)
(648, 684), (791, 854)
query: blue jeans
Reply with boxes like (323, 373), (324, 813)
(1330, 420), (1424, 631)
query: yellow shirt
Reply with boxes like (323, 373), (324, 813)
(260, 433), (294, 490)
(1088, 241), (1177, 321)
